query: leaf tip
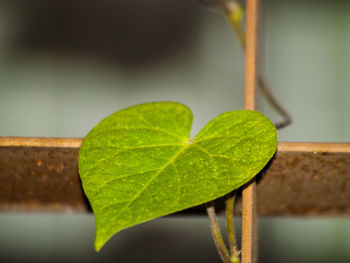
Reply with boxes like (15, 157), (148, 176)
(94, 236), (107, 252)
(94, 226), (113, 252)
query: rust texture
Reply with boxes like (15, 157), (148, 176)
(0, 146), (350, 216)
(257, 151), (350, 216)
(0, 146), (88, 212)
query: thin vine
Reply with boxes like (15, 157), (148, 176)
(203, 0), (292, 262)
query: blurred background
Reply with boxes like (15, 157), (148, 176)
(0, 0), (349, 262)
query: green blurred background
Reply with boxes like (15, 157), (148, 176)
(0, 0), (349, 262)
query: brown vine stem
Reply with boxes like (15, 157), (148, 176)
(206, 203), (232, 263)
(204, 1), (291, 262)
(257, 77), (291, 129)
(218, 0), (292, 129)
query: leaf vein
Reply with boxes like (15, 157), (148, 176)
(83, 144), (184, 173)
(91, 128), (185, 141)
(109, 145), (189, 222)
(93, 169), (160, 194)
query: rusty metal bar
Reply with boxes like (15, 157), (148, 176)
(0, 145), (85, 212)
(1, 138), (350, 216)
(242, 0), (259, 262)
(257, 150), (350, 217)
(1, 138), (350, 215)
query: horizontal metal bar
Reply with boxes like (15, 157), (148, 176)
(0, 137), (349, 216)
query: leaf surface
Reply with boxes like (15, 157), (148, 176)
(78, 102), (277, 251)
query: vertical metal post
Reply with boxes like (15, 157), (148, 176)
(242, 0), (259, 262)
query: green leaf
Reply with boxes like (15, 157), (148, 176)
(78, 102), (277, 251)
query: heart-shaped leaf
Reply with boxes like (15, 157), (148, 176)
(78, 102), (277, 251)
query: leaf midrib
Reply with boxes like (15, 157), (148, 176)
(109, 144), (190, 224)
